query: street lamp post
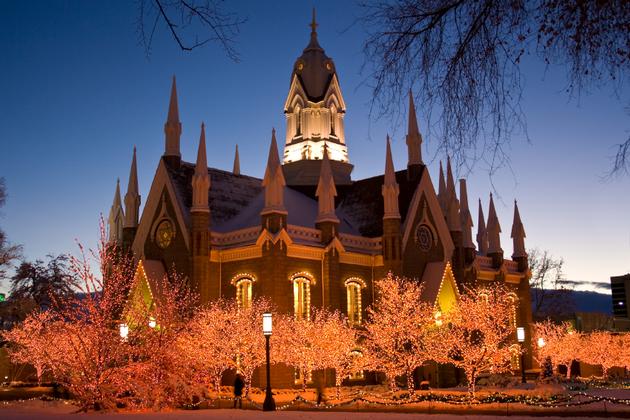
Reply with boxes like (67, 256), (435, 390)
(516, 326), (526, 383)
(262, 312), (276, 411)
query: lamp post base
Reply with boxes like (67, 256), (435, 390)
(520, 353), (526, 383)
(263, 387), (276, 411)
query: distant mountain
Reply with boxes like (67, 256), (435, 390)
(531, 288), (612, 315)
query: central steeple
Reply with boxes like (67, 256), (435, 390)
(282, 10), (353, 187)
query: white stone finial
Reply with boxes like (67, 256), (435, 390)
(486, 193), (502, 254)
(164, 75), (182, 158)
(382, 135), (400, 219)
(438, 161), (447, 214)
(459, 179), (474, 248)
(124, 147), (141, 228)
(406, 90), (423, 165)
(192, 123), (210, 213)
(108, 178), (124, 242)
(262, 128), (286, 212)
(511, 200), (527, 258)
(445, 157), (461, 231)
(233, 144), (240, 175)
(316, 146), (338, 223)
(477, 198), (488, 255)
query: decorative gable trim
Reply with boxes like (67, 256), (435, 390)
(401, 169), (454, 261)
(132, 159), (190, 258)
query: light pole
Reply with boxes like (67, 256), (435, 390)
(516, 326), (526, 383)
(262, 312), (276, 411)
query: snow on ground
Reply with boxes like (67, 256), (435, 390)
(0, 401), (626, 420)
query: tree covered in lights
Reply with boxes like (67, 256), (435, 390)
(443, 284), (515, 397)
(313, 309), (360, 399)
(533, 320), (581, 378)
(2, 310), (54, 385)
(44, 226), (136, 411)
(580, 331), (629, 379)
(364, 273), (445, 395)
(121, 269), (197, 409)
(231, 298), (275, 397)
(178, 299), (236, 394)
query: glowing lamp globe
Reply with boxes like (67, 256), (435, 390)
(148, 317), (157, 329)
(537, 337), (546, 348)
(262, 312), (273, 336)
(119, 323), (129, 340)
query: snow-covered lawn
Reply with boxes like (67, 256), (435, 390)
(0, 401), (626, 420)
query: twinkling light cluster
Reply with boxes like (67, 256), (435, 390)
(534, 321), (630, 379)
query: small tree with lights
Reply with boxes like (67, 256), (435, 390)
(231, 298), (274, 397)
(443, 284), (515, 397)
(2, 310), (54, 385)
(533, 320), (581, 378)
(364, 273), (445, 396)
(580, 331), (626, 380)
(120, 270), (197, 410)
(178, 299), (236, 394)
(43, 225), (136, 411)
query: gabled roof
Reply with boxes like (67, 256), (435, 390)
(421, 261), (459, 311)
(166, 161), (262, 227)
(337, 167), (423, 237)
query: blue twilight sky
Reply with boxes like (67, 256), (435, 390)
(0, 1), (628, 294)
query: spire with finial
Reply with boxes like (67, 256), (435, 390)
(406, 90), (423, 166)
(438, 161), (447, 214)
(262, 128), (286, 212)
(233, 144), (240, 175)
(310, 8), (318, 34)
(124, 147), (141, 228)
(108, 178), (124, 243)
(511, 200), (527, 258)
(382, 135), (400, 219)
(486, 193), (502, 254)
(477, 198), (488, 255)
(316, 146), (339, 223)
(191, 123), (210, 213)
(164, 75), (182, 163)
(445, 157), (461, 231)
(459, 179), (474, 248)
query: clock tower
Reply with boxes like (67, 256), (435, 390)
(281, 10), (353, 188)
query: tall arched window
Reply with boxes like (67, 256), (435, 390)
(507, 293), (519, 329)
(231, 274), (256, 310)
(291, 272), (314, 320)
(345, 278), (366, 325)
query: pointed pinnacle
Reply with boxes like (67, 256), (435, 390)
(317, 145), (337, 197)
(233, 144), (240, 175)
(195, 123), (208, 176)
(478, 198), (486, 231)
(167, 75), (180, 123)
(127, 147), (139, 196)
(408, 90), (420, 136)
(113, 178), (122, 208)
(487, 193), (501, 232)
(384, 135), (396, 186)
(446, 156), (457, 200)
(511, 200), (526, 238)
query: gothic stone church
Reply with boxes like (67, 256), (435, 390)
(108, 16), (534, 388)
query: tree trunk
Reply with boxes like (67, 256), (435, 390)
(302, 368), (307, 392)
(566, 363), (572, 379)
(388, 376), (398, 392)
(406, 368), (415, 397)
(335, 375), (342, 400)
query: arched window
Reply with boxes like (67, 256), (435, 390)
(507, 293), (519, 329)
(349, 349), (365, 380)
(291, 272), (314, 320)
(345, 278), (366, 325)
(295, 105), (302, 136)
(231, 274), (256, 310)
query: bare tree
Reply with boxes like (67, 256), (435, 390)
(136, 0), (244, 60)
(0, 178), (22, 282)
(360, 0), (629, 174)
(528, 247), (574, 321)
